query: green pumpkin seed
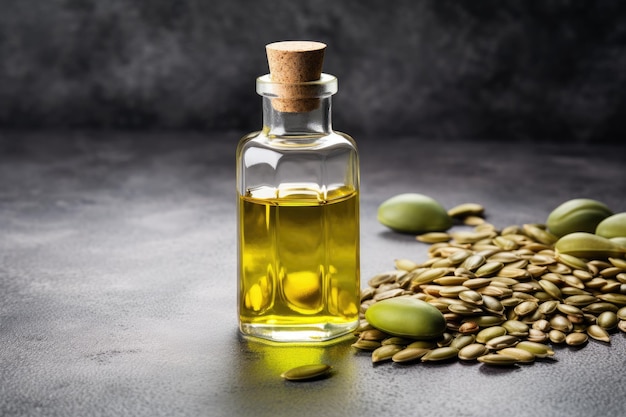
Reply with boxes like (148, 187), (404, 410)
(382, 336), (413, 346)
(450, 334), (476, 350)
(407, 340), (437, 349)
(515, 341), (555, 358)
(549, 329), (566, 344)
(417, 232), (451, 243)
(421, 347), (459, 362)
(476, 326), (507, 344)
(538, 300), (559, 315)
(458, 343), (489, 361)
(582, 302), (619, 314)
(538, 280), (562, 300)
(556, 303), (584, 318)
(596, 213), (626, 239)
(392, 347), (430, 363)
(281, 364), (332, 381)
(497, 348), (535, 363)
(365, 297), (447, 339)
(587, 324), (610, 343)
(550, 315), (573, 333)
(597, 293), (626, 306)
(447, 203), (485, 218)
(485, 335), (519, 350)
(477, 354), (519, 366)
(597, 311), (619, 330)
(502, 320), (530, 337)
(564, 295), (598, 307)
(556, 253), (589, 271)
(458, 290), (483, 305)
(514, 301), (538, 316)
(461, 254), (487, 271)
(372, 344), (404, 363)
(475, 262), (504, 278)
(351, 339), (382, 351)
(565, 332), (588, 346)
(472, 315), (506, 327)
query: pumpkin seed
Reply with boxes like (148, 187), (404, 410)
(458, 343), (489, 361)
(281, 364), (332, 381)
(515, 341), (555, 358)
(392, 347), (430, 363)
(476, 326), (507, 344)
(497, 348), (535, 363)
(597, 311), (619, 330)
(421, 347), (459, 362)
(372, 344), (404, 363)
(587, 324), (610, 343)
(485, 335), (519, 350)
(565, 332), (588, 346)
(477, 354), (519, 366)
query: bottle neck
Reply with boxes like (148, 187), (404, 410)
(263, 96), (333, 138)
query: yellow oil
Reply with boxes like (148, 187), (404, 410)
(238, 186), (360, 342)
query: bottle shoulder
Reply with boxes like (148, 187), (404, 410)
(237, 130), (357, 154)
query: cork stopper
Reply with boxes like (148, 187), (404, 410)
(265, 41), (327, 112)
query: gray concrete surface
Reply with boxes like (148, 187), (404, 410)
(1, 131), (625, 416)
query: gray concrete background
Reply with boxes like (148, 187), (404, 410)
(1, 0), (625, 142)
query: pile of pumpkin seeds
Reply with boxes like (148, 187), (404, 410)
(355, 204), (626, 366)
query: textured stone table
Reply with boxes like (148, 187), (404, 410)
(1, 131), (625, 417)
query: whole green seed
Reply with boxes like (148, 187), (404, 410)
(596, 213), (626, 239)
(546, 198), (613, 237)
(555, 232), (624, 259)
(365, 297), (446, 339)
(378, 193), (453, 233)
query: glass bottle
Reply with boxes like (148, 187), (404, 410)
(236, 42), (360, 342)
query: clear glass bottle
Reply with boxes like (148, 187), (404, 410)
(236, 43), (360, 342)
